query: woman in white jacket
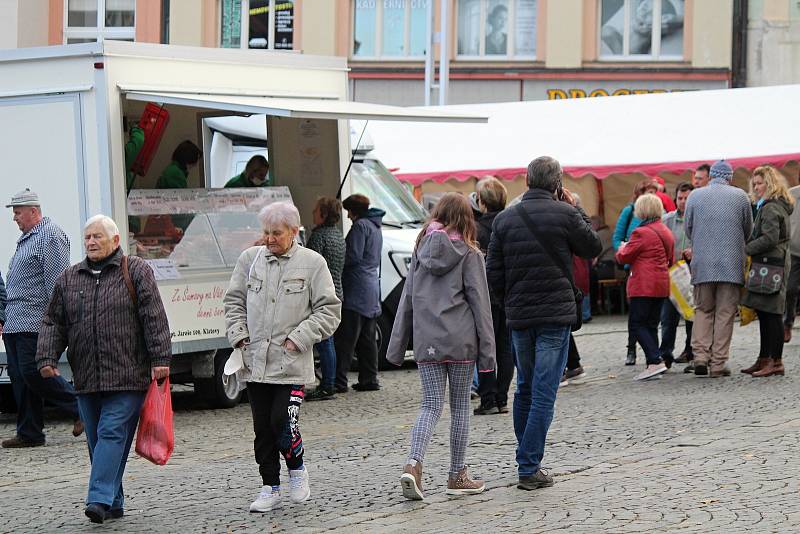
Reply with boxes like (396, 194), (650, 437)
(224, 202), (341, 513)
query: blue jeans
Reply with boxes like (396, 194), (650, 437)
(314, 336), (336, 389)
(582, 298), (592, 321)
(511, 325), (570, 477)
(77, 391), (145, 510)
(659, 300), (693, 360)
(3, 332), (79, 442)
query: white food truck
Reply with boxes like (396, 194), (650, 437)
(0, 41), (484, 410)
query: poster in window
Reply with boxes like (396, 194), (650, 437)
(248, 0), (269, 48)
(457, 0), (480, 55)
(354, 0), (377, 56)
(659, 0), (684, 56)
(600, 0), (625, 56)
(514, 0), (537, 56)
(274, 1), (294, 50)
(221, 0), (242, 48)
(485, 0), (509, 55)
(628, 0), (654, 55)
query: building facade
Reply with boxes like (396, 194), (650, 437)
(747, 0), (800, 87)
(1, 0), (737, 104)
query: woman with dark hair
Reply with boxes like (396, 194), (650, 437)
(387, 193), (495, 501)
(305, 197), (346, 401)
(473, 177), (513, 416)
(335, 194), (385, 392)
(613, 178), (658, 365)
(156, 140), (202, 189)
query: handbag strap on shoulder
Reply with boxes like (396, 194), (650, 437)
(121, 255), (138, 307)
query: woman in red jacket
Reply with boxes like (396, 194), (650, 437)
(615, 194), (675, 381)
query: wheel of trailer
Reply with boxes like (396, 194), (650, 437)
(194, 348), (244, 409)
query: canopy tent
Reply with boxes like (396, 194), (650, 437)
(361, 85), (800, 186)
(360, 84), (800, 225)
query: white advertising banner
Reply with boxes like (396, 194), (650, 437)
(159, 280), (230, 343)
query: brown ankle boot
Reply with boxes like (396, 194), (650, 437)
(741, 357), (769, 374)
(445, 466), (485, 495)
(752, 359), (785, 377)
(400, 461), (424, 500)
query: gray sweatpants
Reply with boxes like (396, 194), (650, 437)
(407, 361), (475, 477)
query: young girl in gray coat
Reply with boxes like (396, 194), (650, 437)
(386, 193), (496, 500)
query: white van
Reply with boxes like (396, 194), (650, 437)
(0, 41), (483, 411)
(203, 116), (424, 368)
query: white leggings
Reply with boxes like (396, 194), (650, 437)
(407, 362), (475, 476)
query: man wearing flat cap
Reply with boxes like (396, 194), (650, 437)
(2, 189), (82, 448)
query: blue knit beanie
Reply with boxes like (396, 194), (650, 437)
(710, 160), (733, 182)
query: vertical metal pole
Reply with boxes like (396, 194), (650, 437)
(424, 0), (434, 105)
(240, 0), (250, 49)
(268, 0), (276, 49)
(438, 0), (450, 105)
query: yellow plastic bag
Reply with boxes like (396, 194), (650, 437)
(668, 260), (694, 321)
(740, 306), (756, 326)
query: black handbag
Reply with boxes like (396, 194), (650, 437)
(515, 204), (583, 332)
(746, 255), (785, 295)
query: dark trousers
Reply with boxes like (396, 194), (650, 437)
(3, 332), (79, 442)
(756, 310), (785, 359)
(784, 254), (800, 327)
(659, 300), (693, 360)
(477, 305), (514, 407)
(628, 297), (665, 366)
(334, 309), (379, 389)
(247, 382), (305, 487)
(566, 335), (581, 370)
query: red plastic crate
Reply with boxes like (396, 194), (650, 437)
(131, 102), (170, 177)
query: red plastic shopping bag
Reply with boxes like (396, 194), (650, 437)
(135, 377), (174, 465)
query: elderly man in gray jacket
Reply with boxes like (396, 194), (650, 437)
(685, 160), (753, 377)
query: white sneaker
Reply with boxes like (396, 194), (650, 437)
(289, 467), (311, 503)
(249, 485), (281, 512)
(634, 363), (668, 381)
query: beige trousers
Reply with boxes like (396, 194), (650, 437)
(691, 282), (741, 370)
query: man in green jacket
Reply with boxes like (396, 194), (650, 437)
(224, 155), (270, 187)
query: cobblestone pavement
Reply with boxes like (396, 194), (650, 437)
(2, 316), (799, 533)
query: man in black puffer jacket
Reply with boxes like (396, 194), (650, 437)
(487, 156), (601, 491)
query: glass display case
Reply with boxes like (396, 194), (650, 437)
(127, 187), (293, 272)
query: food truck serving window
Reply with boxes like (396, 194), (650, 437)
(127, 187), (292, 274)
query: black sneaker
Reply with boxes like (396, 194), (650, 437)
(351, 382), (380, 391)
(305, 387), (336, 401)
(517, 469), (554, 491)
(683, 361), (695, 374)
(473, 402), (497, 415)
(108, 509), (124, 520)
(662, 355), (674, 370)
(694, 363), (709, 376)
(85, 503), (108, 524)
(334, 385), (349, 394)
(625, 348), (636, 366)
(496, 403), (509, 414)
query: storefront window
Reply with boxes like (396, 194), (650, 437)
(220, 0), (294, 50)
(65, 0), (135, 43)
(457, 0), (537, 58)
(352, 0), (430, 59)
(599, 0), (684, 59)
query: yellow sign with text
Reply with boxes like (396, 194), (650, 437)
(547, 88), (685, 100)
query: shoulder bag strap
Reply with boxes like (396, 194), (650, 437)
(514, 203), (579, 295)
(643, 225), (673, 267)
(121, 255), (138, 307)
